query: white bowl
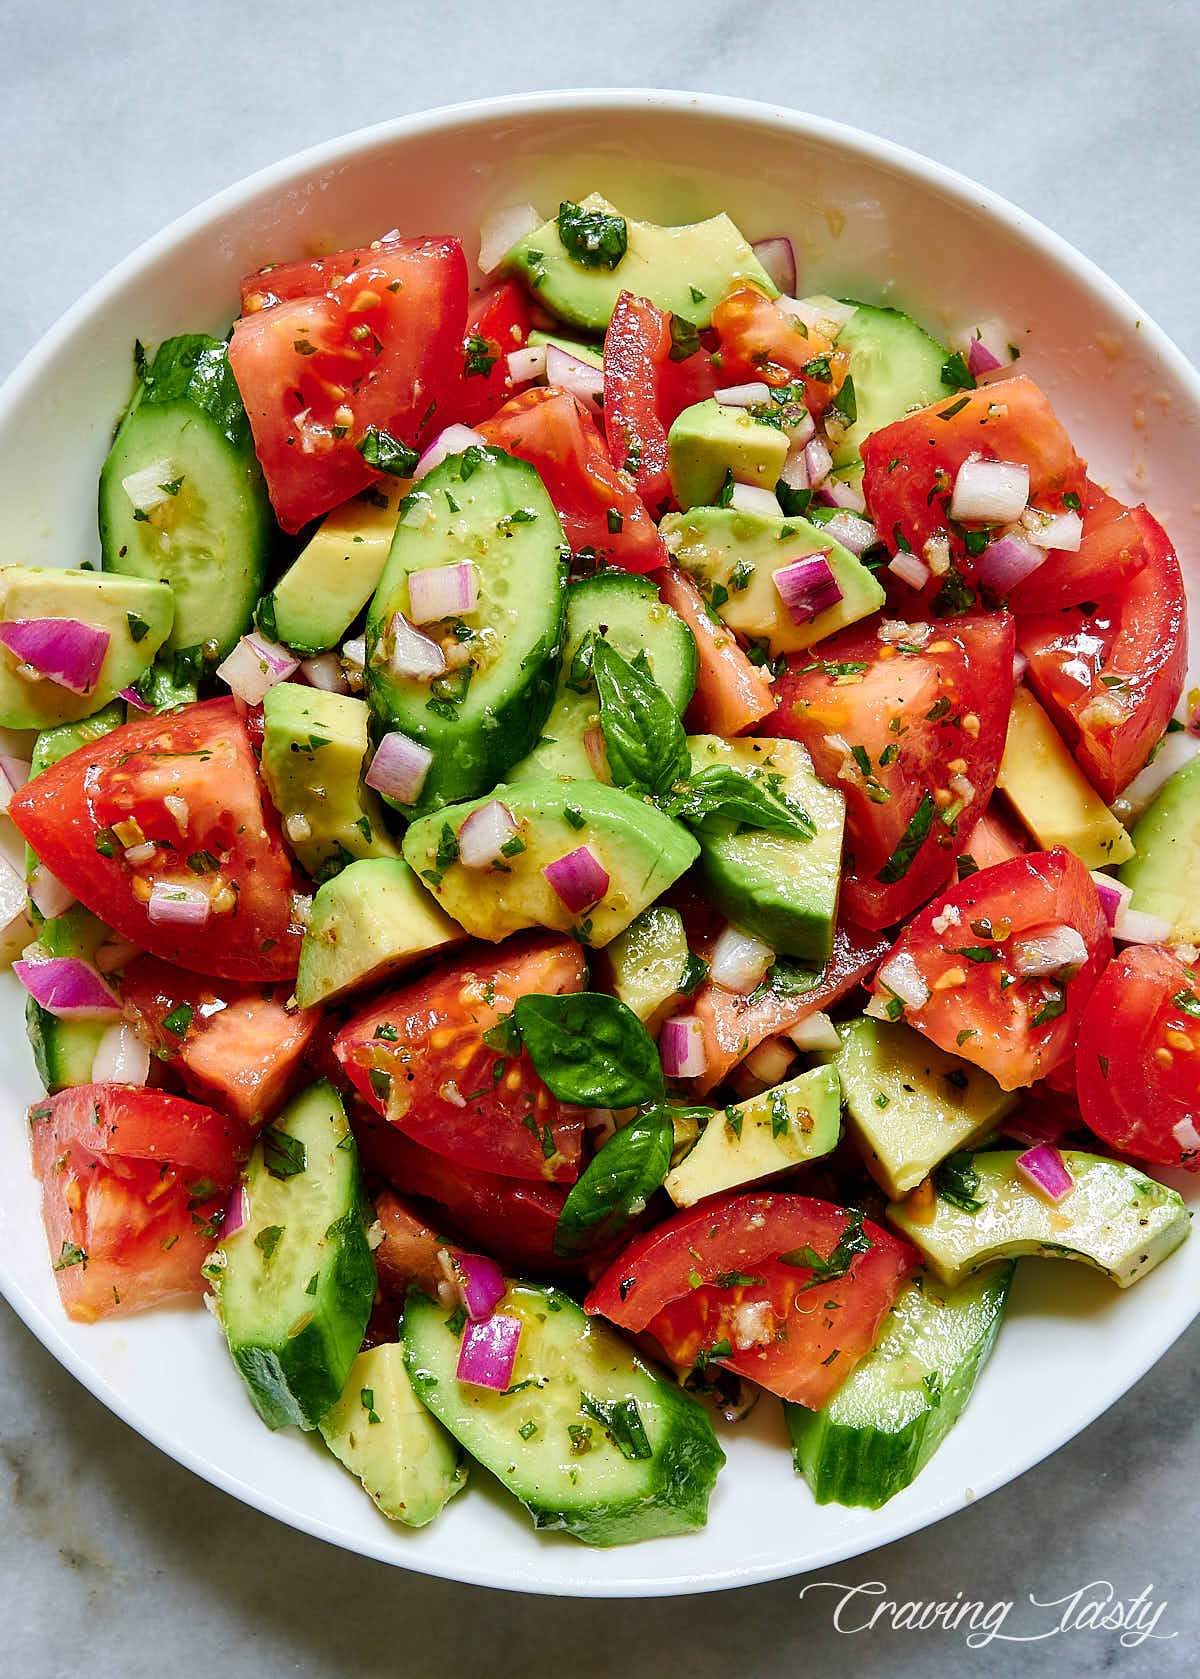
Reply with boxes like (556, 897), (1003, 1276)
(1, 89), (1197, 1599)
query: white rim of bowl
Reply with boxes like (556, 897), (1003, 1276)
(1, 88), (1198, 1599)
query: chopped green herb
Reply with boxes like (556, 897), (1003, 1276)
(356, 426), (418, 477)
(254, 1225), (284, 1262)
(557, 200), (628, 270)
(262, 1126), (307, 1180)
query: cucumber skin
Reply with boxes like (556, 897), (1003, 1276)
(785, 1264), (1013, 1509)
(26, 997), (106, 1094)
(403, 1286), (725, 1547)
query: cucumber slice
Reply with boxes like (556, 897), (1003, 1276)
(403, 1281), (724, 1545)
(366, 447), (567, 813)
(830, 303), (958, 476)
(786, 1264), (1013, 1508)
(100, 334), (274, 665)
(508, 570), (697, 783)
(208, 1080), (375, 1430)
(24, 904), (113, 1092)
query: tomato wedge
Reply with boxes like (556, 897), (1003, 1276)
(769, 613), (1015, 928)
(957, 799), (1031, 874)
(445, 280), (532, 429)
(229, 236), (467, 531)
(868, 847), (1111, 1091)
(654, 566), (776, 734)
(1017, 507), (1187, 800)
(480, 386), (666, 571)
(586, 1192), (914, 1407)
(28, 1084), (243, 1322)
(1007, 480), (1149, 615)
(602, 291), (718, 517)
(9, 699), (302, 983)
(334, 934), (587, 1183)
(1076, 945), (1200, 1171)
(712, 285), (849, 421)
(121, 955), (319, 1126)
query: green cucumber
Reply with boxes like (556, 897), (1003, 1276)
(24, 904), (114, 1093)
(403, 1281), (724, 1545)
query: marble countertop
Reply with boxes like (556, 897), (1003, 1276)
(2, 3), (1198, 1673)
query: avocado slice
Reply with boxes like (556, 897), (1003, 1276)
(260, 684), (399, 883)
(503, 192), (777, 332)
(685, 735), (845, 963)
(888, 1150), (1189, 1288)
(295, 856), (467, 1010)
(260, 484), (403, 655)
(827, 1016), (1016, 1198)
(1119, 752), (1200, 942)
(660, 506), (885, 657)
(601, 905), (694, 1032)
(667, 399), (790, 510)
(0, 566), (173, 729)
(996, 685), (1133, 869)
(664, 1063), (842, 1208)
(830, 303), (959, 478)
(319, 1342), (468, 1526)
(402, 777), (699, 948)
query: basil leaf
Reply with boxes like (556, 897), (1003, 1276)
(875, 791), (936, 882)
(668, 314), (701, 362)
(553, 1110), (674, 1257)
(767, 959), (823, 998)
(138, 334), (253, 451)
(933, 1150), (984, 1214)
(592, 638), (689, 796)
(578, 1392), (652, 1460)
(356, 426), (418, 477)
(662, 765), (815, 840)
(511, 992), (665, 1107)
(778, 1208), (872, 1290)
(262, 1126), (307, 1181)
(557, 200), (628, 270)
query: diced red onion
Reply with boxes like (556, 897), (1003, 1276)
(121, 458), (176, 514)
(456, 1311), (522, 1389)
(773, 553), (842, 625)
(967, 337), (1004, 377)
(817, 476), (868, 514)
(388, 612), (446, 680)
(974, 531), (1047, 593)
(743, 1036), (795, 1085)
(90, 1020), (151, 1085)
(542, 845), (609, 913)
(1112, 731), (1200, 825)
(478, 203), (541, 274)
(776, 295), (857, 334)
(545, 345), (604, 417)
(1172, 1117), (1200, 1155)
(365, 730), (434, 806)
(299, 652), (349, 693)
(710, 924), (774, 994)
(14, 957), (121, 1020)
(94, 934), (142, 975)
(751, 236), (797, 296)
(507, 344), (546, 384)
(413, 424), (486, 482)
(341, 636), (366, 674)
(876, 949), (930, 1009)
(407, 563), (478, 625)
(0, 753), (30, 814)
(787, 1011), (841, 1052)
(457, 800), (518, 869)
(223, 1184), (248, 1238)
(713, 381), (773, 408)
(729, 482), (780, 518)
(823, 511), (877, 556)
(1010, 924), (1089, 978)
(779, 439), (810, 491)
(216, 632), (298, 706)
(803, 436), (833, 488)
(119, 685), (153, 712)
(1015, 1143), (1074, 1203)
(0, 849), (30, 947)
(147, 881), (212, 928)
(451, 1251), (506, 1321)
(660, 1015), (706, 1079)
(1090, 872), (1131, 928)
(1012, 650), (1029, 682)
(888, 552), (931, 591)
(1024, 508), (1083, 552)
(949, 457), (1030, 524)
(28, 863), (75, 920)
(0, 618), (110, 695)
(1113, 906), (1173, 945)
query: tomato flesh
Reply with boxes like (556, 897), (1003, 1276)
(869, 846), (1112, 1090)
(1007, 480), (1149, 614)
(712, 285), (849, 421)
(654, 566), (776, 734)
(9, 699), (301, 983)
(769, 613), (1015, 928)
(445, 280), (532, 429)
(29, 1085), (243, 1322)
(334, 934), (587, 1183)
(1076, 945), (1200, 1170)
(586, 1192), (914, 1407)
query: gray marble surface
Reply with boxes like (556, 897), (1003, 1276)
(2, 1), (1198, 1672)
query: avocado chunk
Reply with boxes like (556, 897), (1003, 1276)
(787, 1263), (1013, 1509)
(0, 567), (173, 729)
(888, 1150), (1188, 1288)
(685, 735), (845, 963)
(827, 1016), (1016, 1198)
(319, 1341), (468, 1526)
(1119, 751), (1200, 941)
(526, 330), (604, 369)
(503, 192), (776, 332)
(665, 1063), (841, 1208)
(667, 399), (790, 510)
(507, 570), (696, 783)
(261, 484), (403, 655)
(661, 506), (885, 656)
(260, 684), (399, 883)
(830, 303), (959, 478)
(23, 904), (113, 1093)
(996, 685), (1132, 868)
(365, 447), (566, 814)
(402, 777), (699, 948)
(601, 905), (695, 1032)
(295, 856), (467, 1010)
(403, 1280), (724, 1545)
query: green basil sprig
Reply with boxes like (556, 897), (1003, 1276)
(556, 200), (628, 271)
(511, 992), (664, 1108)
(661, 765), (815, 841)
(592, 639), (690, 796)
(553, 1109), (674, 1258)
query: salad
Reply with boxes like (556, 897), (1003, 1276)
(1, 188), (1195, 1548)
